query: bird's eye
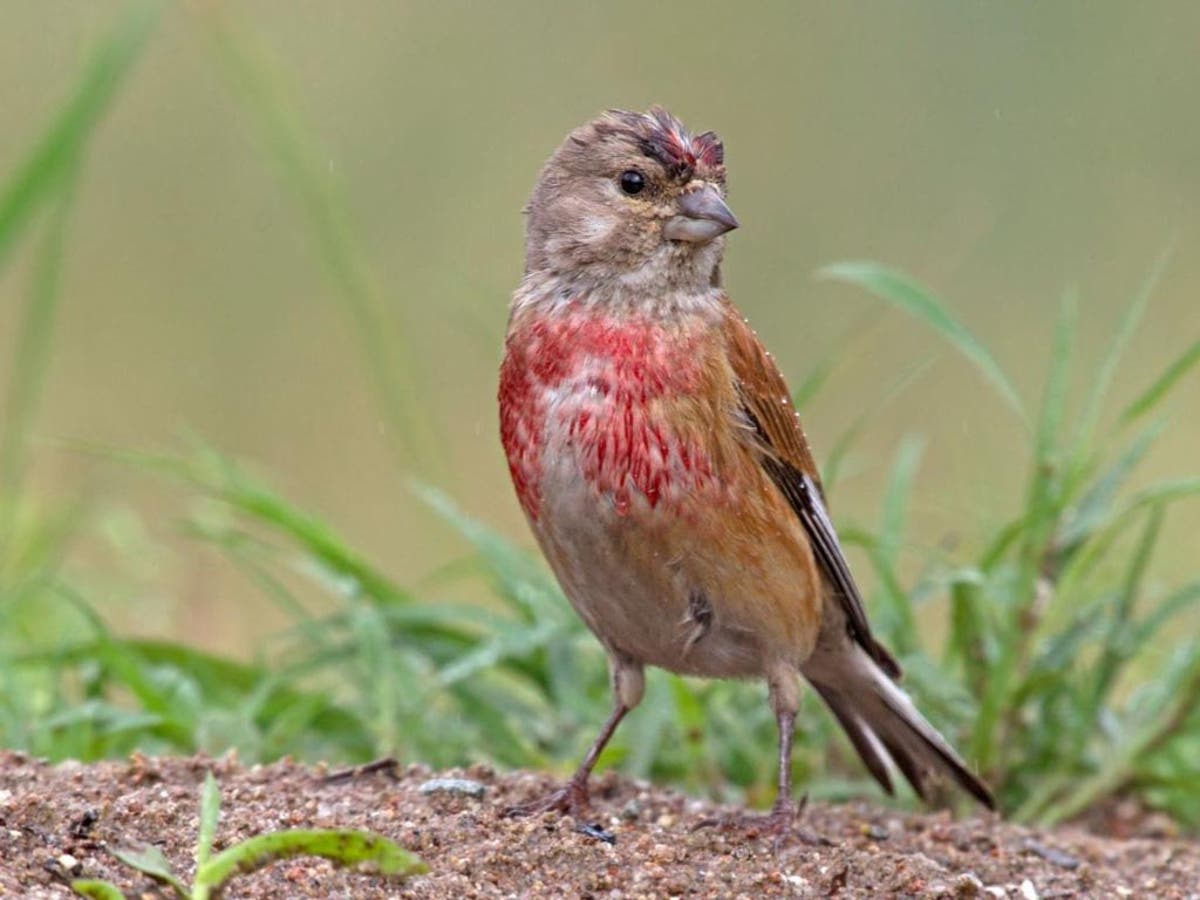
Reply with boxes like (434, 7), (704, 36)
(619, 170), (645, 196)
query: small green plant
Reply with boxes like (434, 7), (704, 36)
(70, 771), (426, 900)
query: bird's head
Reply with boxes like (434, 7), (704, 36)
(524, 107), (737, 295)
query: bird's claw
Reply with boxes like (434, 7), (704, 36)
(692, 796), (832, 849)
(504, 780), (617, 843)
(502, 778), (590, 820)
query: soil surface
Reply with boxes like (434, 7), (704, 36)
(0, 751), (1195, 899)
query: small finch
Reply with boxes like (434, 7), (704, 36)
(498, 107), (993, 834)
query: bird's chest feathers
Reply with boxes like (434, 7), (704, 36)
(500, 308), (726, 520)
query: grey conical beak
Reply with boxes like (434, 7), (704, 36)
(663, 184), (739, 243)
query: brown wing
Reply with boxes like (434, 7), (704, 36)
(721, 300), (901, 679)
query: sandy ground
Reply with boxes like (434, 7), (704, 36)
(0, 751), (1196, 898)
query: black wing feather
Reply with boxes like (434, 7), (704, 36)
(746, 407), (902, 679)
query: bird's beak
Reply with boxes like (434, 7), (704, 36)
(663, 184), (739, 243)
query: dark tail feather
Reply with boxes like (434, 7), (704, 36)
(816, 687), (896, 796)
(805, 646), (994, 810)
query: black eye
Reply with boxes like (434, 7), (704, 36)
(619, 170), (645, 195)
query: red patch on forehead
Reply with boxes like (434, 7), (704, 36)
(642, 107), (724, 180)
(601, 106), (725, 182)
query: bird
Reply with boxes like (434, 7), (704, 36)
(497, 106), (993, 836)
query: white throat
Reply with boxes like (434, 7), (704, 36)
(515, 240), (726, 321)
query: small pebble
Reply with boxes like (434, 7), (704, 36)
(954, 872), (984, 897)
(56, 853), (81, 876)
(1023, 838), (1080, 870)
(863, 822), (890, 841)
(418, 777), (486, 799)
(1019, 879), (1040, 900)
(649, 842), (675, 863)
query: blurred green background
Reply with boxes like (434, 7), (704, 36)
(2, 2), (1198, 825)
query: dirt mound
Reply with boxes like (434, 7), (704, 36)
(0, 752), (1194, 898)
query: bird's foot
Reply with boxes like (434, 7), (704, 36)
(693, 795), (832, 849)
(503, 777), (590, 820)
(503, 777), (616, 843)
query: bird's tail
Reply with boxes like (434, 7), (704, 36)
(802, 643), (994, 809)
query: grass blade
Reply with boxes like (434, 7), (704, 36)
(0, 0), (161, 270)
(1, 171), (77, 523)
(820, 356), (933, 496)
(196, 771), (221, 867)
(838, 526), (917, 654)
(945, 568), (989, 698)
(89, 441), (412, 607)
(3, 2), (160, 552)
(790, 355), (836, 412)
(869, 436), (924, 652)
(1088, 505), (1163, 712)
(817, 261), (1025, 421)
(877, 435), (925, 572)
(1034, 289), (1076, 468)
(196, 829), (427, 892)
(1119, 337), (1200, 425)
(1130, 579), (1200, 650)
(70, 881), (128, 900)
(110, 846), (187, 899)
(1055, 422), (1161, 553)
(789, 307), (886, 410)
(1055, 476), (1200, 610)
(415, 484), (568, 623)
(1068, 245), (1173, 478)
(192, 5), (441, 478)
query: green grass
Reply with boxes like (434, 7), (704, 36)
(71, 771), (426, 899)
(2, 2), (1200, 836)
(824, 258), (1200, 826)
(194, 3), (443, 480)
(0, 0), (161, 552)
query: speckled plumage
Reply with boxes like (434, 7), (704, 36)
(499, 107), (993, 828)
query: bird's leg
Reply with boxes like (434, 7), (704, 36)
(505, 656), (643, 821)
(763, 675), (833, 847)
(505, 700), (629, 819)
(746, 673), (800, 843)
(694, 670), (828, 846)
(764, 705), (800, 834)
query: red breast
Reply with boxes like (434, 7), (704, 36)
(499, 303), (727, 521)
